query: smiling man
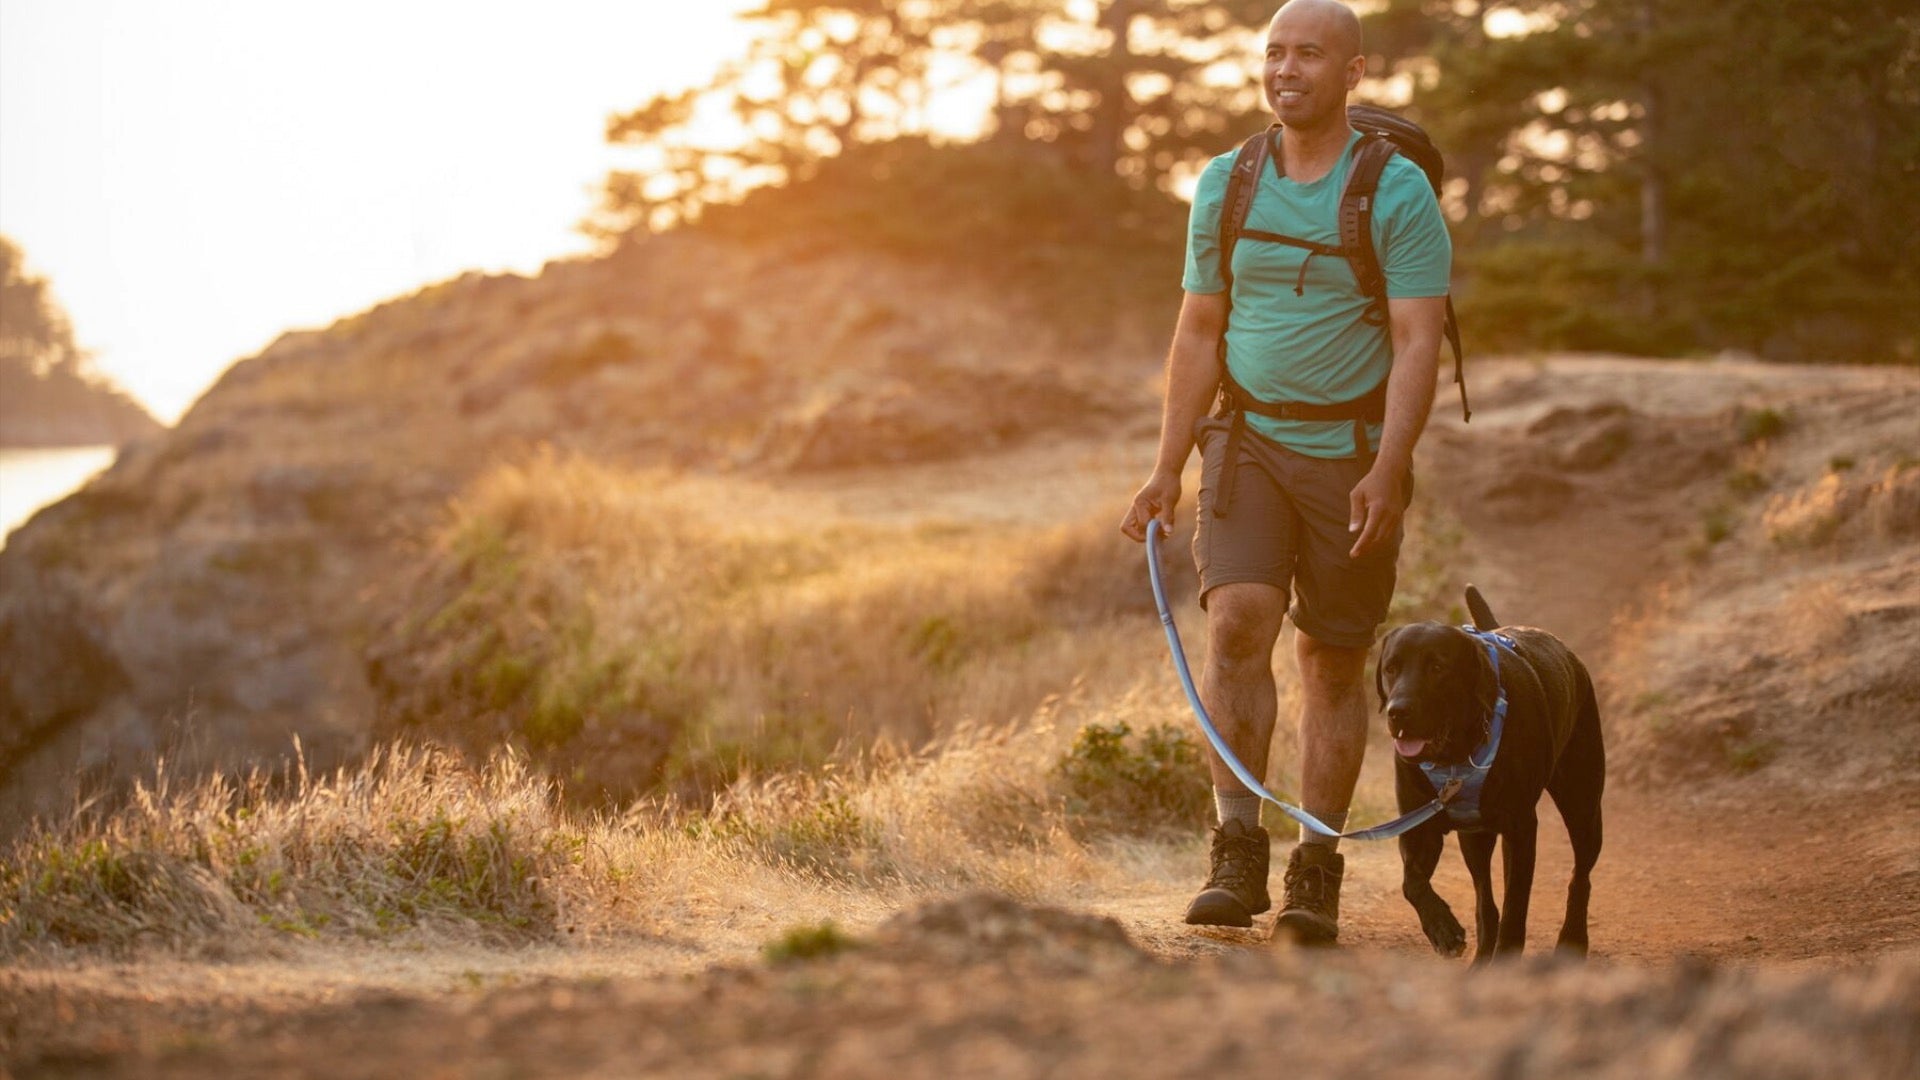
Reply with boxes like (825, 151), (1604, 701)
(1120, 0), (1451, 943)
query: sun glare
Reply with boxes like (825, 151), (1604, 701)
(0, 0), (762, 422)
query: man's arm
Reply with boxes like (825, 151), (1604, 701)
(1346, 294), (1445, 558)
(1120, 290), (1228, 542)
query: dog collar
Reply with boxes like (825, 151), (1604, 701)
(1419, 629), (1513, 828)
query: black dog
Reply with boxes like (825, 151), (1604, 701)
(1376, 586), (1605, 963)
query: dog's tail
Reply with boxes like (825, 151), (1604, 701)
(1464, 585), (1500, 632)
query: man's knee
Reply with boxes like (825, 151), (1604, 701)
(1295, 632), (1371, 699)
(1206, 584), (1287, 668)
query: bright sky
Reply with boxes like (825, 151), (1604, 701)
(0, 0), (760, 422)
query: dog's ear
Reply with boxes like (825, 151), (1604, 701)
(1375, 628), (1400, 710)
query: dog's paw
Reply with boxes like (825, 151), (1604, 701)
(1421, 905), (1466, 957)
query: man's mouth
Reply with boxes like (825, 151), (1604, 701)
(1275, 88), (1306, 104)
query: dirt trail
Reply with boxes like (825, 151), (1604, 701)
(5, 356), (1919, 1077)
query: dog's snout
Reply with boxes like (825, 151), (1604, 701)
(1386, 701), (1411, 727)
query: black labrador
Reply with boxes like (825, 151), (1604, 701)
(1376, 586), (1605, 963)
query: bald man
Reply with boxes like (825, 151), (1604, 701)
(1121, 0), (1451, 942)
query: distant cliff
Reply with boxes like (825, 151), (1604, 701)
(0, 363), (162, 446)
(1, 233), (164, 447)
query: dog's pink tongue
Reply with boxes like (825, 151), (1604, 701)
(1394, 737), (1428, 758)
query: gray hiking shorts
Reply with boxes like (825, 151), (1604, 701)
(1190, 415), (1410, 649)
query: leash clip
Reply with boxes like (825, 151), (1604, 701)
(1434, 777), (1465, 804)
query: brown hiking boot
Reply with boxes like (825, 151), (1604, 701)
(1273, 844), (1344, 945)
(1184, 820), (1271, 928)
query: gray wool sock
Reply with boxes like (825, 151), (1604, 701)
(1214, 788), (1263, 831)
(1299, 807), (1350, 852)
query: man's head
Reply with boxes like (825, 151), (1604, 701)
(1264, 0), (1365, 130)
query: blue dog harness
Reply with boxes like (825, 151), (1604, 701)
(1417, 629), (1514, 830)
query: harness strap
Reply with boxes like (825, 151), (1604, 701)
(1418, 629), (1512, 828)
(1212, 373), (1386, 517)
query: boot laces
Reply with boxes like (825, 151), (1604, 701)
(1284, 859), (1337, 910)
(1207, 828), (1263, 891)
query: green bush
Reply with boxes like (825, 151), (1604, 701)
(763, 920), (859, 963)
(1736, 406), (1789, 445)
(1054, 721), (1211, 836)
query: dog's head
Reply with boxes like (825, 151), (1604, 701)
(1375, 622), (1499, 764)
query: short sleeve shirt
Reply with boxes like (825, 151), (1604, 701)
(1183, 128), (1452, 458)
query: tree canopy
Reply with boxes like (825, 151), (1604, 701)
(1, 236), (158, 445)
(594, 0), (1919, 363)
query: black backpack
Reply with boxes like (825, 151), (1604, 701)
(1208, 104), (1468, 516)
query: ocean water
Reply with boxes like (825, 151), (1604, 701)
(1, 446), (116, 544)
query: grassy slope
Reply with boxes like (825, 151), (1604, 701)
(0, 140), (1185, 827)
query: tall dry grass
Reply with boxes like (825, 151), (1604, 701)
(1, 690), (1211, 957)
(372, 450), (1195, 801)
(5, 446), (1471, 955)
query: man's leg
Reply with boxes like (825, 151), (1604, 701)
(1200, 582), (1289, 795)
(1293, 632), (1372, 846)
(1272, 615), (1375, 943)
(1184, 581), (1287, 927)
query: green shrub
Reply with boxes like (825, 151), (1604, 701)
(1054, 721), (1211, 836)
(1726, 468), (1770, 497)
(763, 920), (858, 963)
(1702, 505), (1735, 545)
(1736, 406), (1789, 445)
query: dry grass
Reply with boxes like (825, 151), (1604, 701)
(374, 450), (1188, 801)
(1, 743), (566, 955)
(0, 698), (1205, 957)
(3, 441), (1473, 957)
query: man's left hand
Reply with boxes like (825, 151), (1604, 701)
(1347, 463), (1407, 559)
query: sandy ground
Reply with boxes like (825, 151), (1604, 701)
(5, 355), (1919, 1078)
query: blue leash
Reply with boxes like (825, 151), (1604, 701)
(1144, 519), (1507, 840)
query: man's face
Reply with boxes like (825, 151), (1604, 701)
(1262, 8), (1364, 128)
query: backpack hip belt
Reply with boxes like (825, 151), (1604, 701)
(1211, 370), (1386, 518)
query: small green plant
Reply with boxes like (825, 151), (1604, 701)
(1702, 505), (1735, 545)
(1725, 736), (1778, 774)
(1054, 721), (1211, 836)
(908, 613), (967, 672)
(1725, 468), (1770, 497)
(763, 920), (858, 963)
(1736, 406), (1788, 445)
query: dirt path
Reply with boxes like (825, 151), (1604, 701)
(5, 356), (1919, 1077)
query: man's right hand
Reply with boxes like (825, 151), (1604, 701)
(1120, 470), (1182, 542)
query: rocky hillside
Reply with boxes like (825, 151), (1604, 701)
(0, 156), (1181, 828)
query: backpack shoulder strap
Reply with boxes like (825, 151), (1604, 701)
(1218, 125), (1278, 295)
(1338, 133), (1398, 323)
(1339, 134), (1471, 422)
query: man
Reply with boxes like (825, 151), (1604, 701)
(1119, 0), (1450, 943)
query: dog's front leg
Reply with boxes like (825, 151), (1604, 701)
(1457, 830), (1499, 966)
(1496, 810), (1539, 957)
(1398, 818), (1464, 956)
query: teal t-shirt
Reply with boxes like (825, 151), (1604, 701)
(1183, 128), (1452, 458)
